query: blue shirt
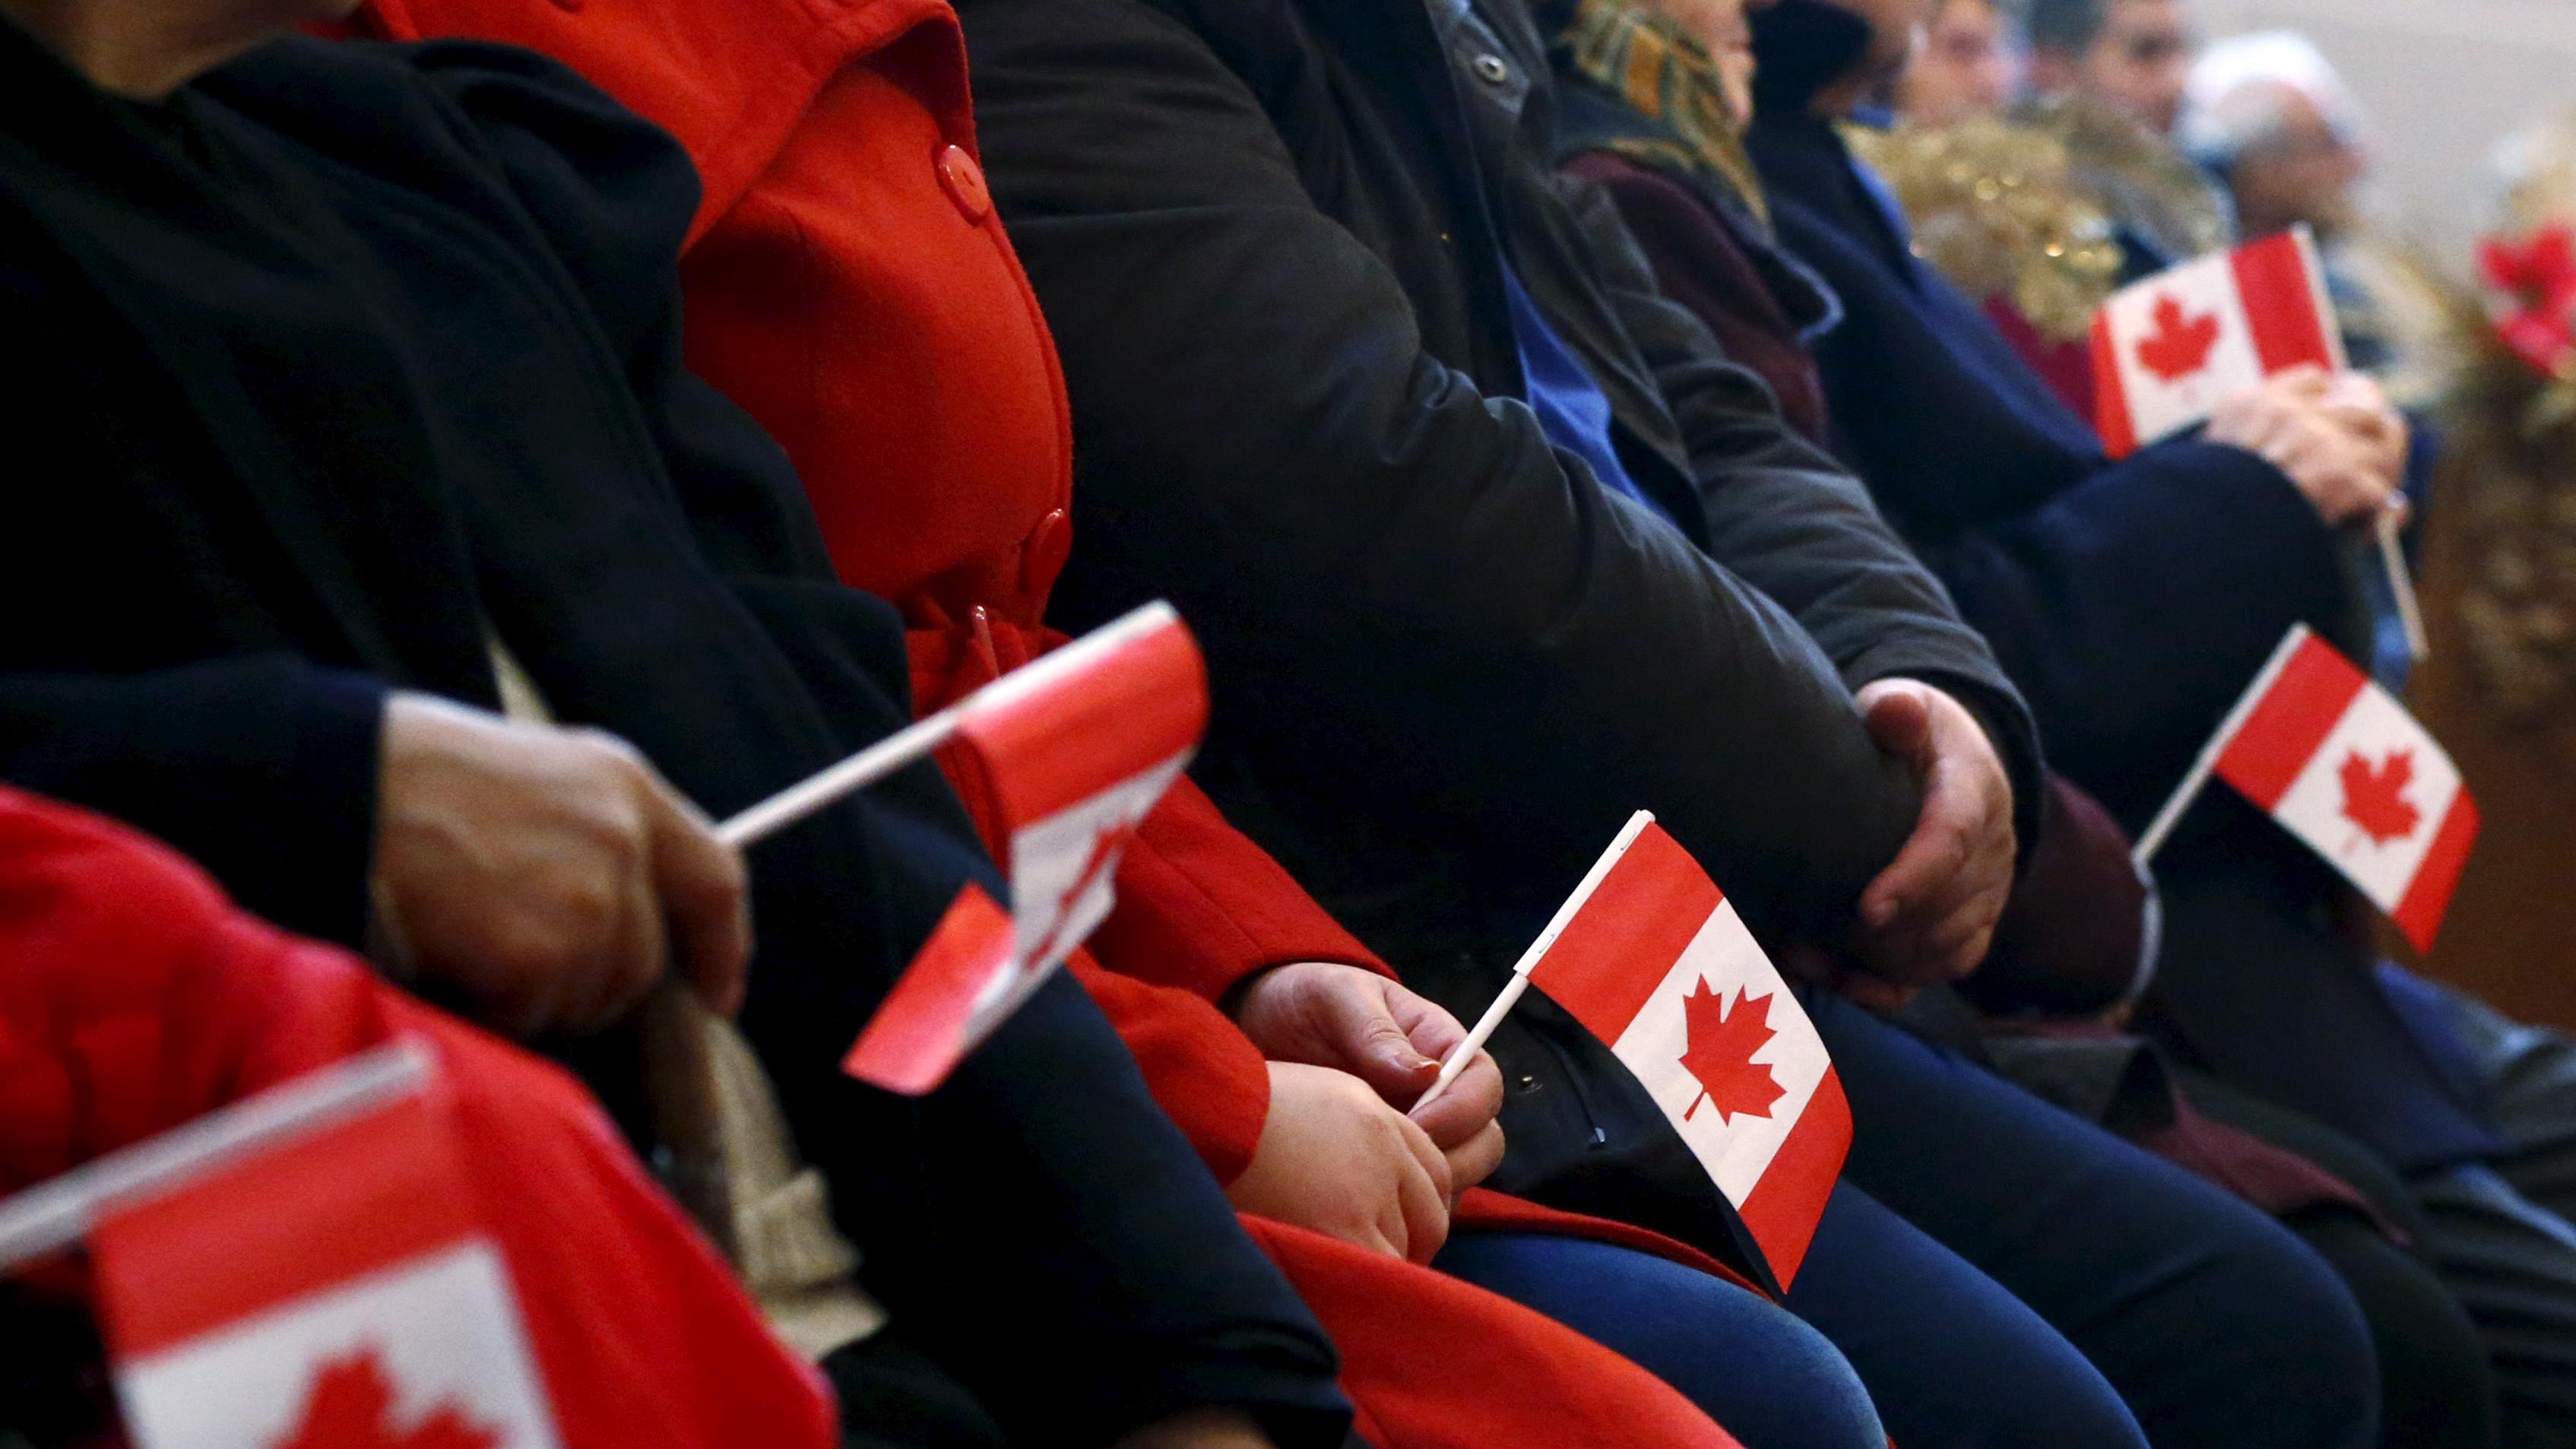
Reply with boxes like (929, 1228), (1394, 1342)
(1497, 261), (1667, 521)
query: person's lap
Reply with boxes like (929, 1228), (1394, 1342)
(2180, 1067), (2502, 1449)
(1433, 1229), (1885, 1449)
(1785, 1181), (2152, 1449)
(1440, 1187), (2157, 1449)
(1811, 992), (2380, 1449)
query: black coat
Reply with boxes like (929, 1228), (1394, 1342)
(0, 26), (1348, 1445)
(954, 0), (2038, 1286)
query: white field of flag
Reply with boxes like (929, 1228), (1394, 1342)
(2092, 226), (2343, 457)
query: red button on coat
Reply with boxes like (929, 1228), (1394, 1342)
(936, 144), (991, 224)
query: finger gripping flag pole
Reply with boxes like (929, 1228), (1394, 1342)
(1414, 810), (1657, 1113)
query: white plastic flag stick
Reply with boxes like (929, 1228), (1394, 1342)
(0, 1042), (429, 1273)
(2378, 507), (2430, 665)
(715, 603), (1181, 849)
(2131, 626), (2312, 869)
(717, 709), (963, 848)
(1415, 810), (1657, 1113)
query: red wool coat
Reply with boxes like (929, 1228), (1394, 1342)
(350, 2), (1762, 1439)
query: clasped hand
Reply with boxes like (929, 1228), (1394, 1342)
(1225, 962), (1507, 1263)
(2208, 365), (2410, 528)
(1842, 677), (2017, 1007)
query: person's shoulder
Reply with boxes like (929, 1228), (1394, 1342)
(223, 36), (697, 340)
(227, 36), (666, 176)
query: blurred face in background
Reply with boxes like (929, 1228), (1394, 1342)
(1844, 0), (1936, 90)
(2056, 0), (2195, 132)
(1898, 0), (2020, 125)
(1656, 0), (1763, 125)
(2226, 82), (2368, 239)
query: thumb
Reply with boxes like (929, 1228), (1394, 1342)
(1328, 988), (1443, 1099)
(1857, 680), (1934, 763)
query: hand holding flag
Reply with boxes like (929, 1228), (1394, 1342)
(2093, 227), (2344, 458)
(2094, 231), (2425, 661)
(1421, 813), (1849, 1287)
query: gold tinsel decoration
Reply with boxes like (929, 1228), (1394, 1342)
(2017, 94), (2233, 268)
(1846, 116), (2124, 342)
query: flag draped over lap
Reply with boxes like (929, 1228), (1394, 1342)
(2092, 226), (2342, 456)
(2205, 624), (2479, 952)
(1524, 820), (1848, 1287)
(844, 603), (1209, 1093)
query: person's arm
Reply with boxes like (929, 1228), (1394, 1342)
(1555, 168), (2046, 839)
(958, 0), (1929, 938)
(0, 660), (387, 949)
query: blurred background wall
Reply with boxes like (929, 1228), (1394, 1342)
(2194, 0), (2576, 254)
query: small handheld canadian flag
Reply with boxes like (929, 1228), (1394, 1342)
(717, 604), (1208, 1094)
(2134, 624), (2479, 952)
(1420, 813), (1849, 1287)
(0, 1046), (562, 1449)
(2091, 226), (2344, 458)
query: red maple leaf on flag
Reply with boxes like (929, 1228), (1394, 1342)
(2338, 748), (2422, 847)
(1678, 981), (1785, 1125)
(269, 1347), (506, 1449)
(2134, 293), (2223, 382)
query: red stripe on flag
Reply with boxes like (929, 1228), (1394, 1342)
(2232, 234), (2337, 376)
(1735, 1068), (1849, 1289)
(2213, 635), (2366, 810)
(841, 883), (1019, 1095)
(2090, 318), (2139, 458)
(2392, 793), (2480, 954)
(94, 1089), (474, 1359)
(958, 616), (1208, 826)
(1526, 824), (1722, 1041)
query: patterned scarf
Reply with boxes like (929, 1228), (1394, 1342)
(1557, 0), (1769, 225)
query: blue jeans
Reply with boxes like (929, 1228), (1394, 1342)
(1438, 1185), (2145, 1449)
(1434, 1232), (1884, 1449)
(1809, 994), (2379, 1449)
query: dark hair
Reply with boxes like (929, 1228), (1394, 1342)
(2026, 0), (2110, 53)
